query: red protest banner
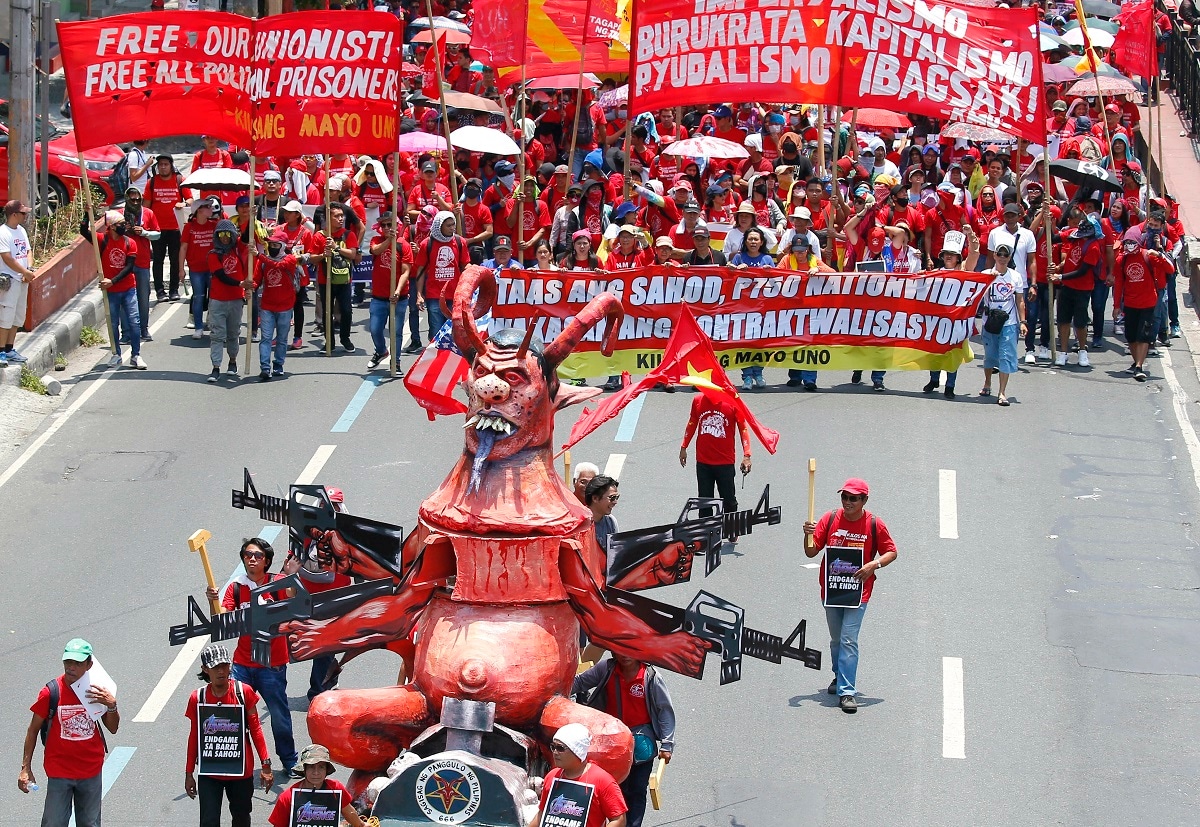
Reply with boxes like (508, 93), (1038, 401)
(469, 0), (529, 67)
(629, 0), (1046, 142)
(1113, 0), (1158, 80)
(586, 0), (621, 43)
(250, 11), (402, 156)
(57, 12), (253, 151)
(484, 266), (992, 378)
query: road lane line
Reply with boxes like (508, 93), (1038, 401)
(331, 376), (383, 432)
(296, 445), (337, 485)
(604, 453), (626, 480)
(1160, 350), (1200, 496)
(942, 656), (965, 759)
(147, 301), (182, 336)
(614, 394), (646, 442)
(67, 746), (137, 825)
(939, 469), (958, 539)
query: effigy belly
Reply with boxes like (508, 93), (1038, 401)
(414, 594), (580, 728)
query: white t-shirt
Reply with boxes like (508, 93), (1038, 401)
(982, 267), (1027, 326)
(987, 224), (1037, 281)
(0, 223), (31, 277)
(776, 228), (823, 261)
(126, 146), (150, 190)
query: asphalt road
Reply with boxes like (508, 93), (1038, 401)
(3, 295), (1200, 826)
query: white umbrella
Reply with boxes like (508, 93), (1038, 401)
(1062, 27), (1115, 48)
(409, 15), (471, 34)
(181, 167), (253, 191)
(450, 125), (521, 155)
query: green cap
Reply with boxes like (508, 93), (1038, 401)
(63, 638), (93, 662)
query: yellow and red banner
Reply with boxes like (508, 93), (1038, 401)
(485, 266), (991, 378)
(629, 0), (1046, 141)
(491, 0), (631, 83)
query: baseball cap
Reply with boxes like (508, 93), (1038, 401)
(838, 478), (869, 496)
(421, 161), (438, 174)
(1003, 203), (1020, 216)
(705, 184), (724, 198)
(682, 200), (702, 214)
(493, 235), (512, 249)
(713, 104), (733, 119)
(262, 170), (282, 182)
(617, 223), (640, 236)
(281, 199), (304, 214)
(654, 235), (674, 248)
(692, 224), (711, 237)
(791, 234), (811, 249)
(1052, 100), (1068, 112)
(671, 180), (693, 193)
(494, 160), (515, 176)
(4, 199), (31, 216)
(200, 643), (232, 669)
(1105, 103), (1121, 114)
(538, 162), (557, 179)
(235, 195), (251, 207)
(555, 164), (571, 175)
(63, 638), (93, 662)
(995, 243), (1014, 257)
(105, 209), (126, 226)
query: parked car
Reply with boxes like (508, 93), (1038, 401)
(0, 99), (126, 212)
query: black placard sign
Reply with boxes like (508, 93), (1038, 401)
(290, 788), (341, 827)
(540, 776), (595, 827)
(823, 546), (864, 609)
(197, 704), (245, 777)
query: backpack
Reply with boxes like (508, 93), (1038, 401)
(192, 680), (245, 708)
(39, 679), (109, 753)
(107, 155), (131, 202)
(576, 104), (595, 145)
(329, 251), (353, 285)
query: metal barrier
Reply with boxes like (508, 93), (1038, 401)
(1165, 12), (1200, 133)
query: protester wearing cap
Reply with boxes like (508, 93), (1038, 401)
(985, 203), (1039, 361)
(482, 234), (523, 272)
(653, 235), (678, 266)
(682, 223), (727, 266)
(1048, 216), (1101, 368)
(541, 164), (574, 217)
(527, 724), (627, 827)
(724, 201), (778, 260)
(977, 242), (1027, 406)
(711, 103), (747, 146)
(189, 135), (234, 206)
(501, 175), (552, 265)
(408, 158), (453, 224)
(777, 205), (820, 258)
(184, 643), (272, 827)
(565, 180), (613, 250)
(120, 183), (161, 335)
(19, 639), (120, 826)
(0, 200), (38, 367)
(550, 182), (584, 257)
(81, 209), (147, 369)
(267, 745), (364, 827)
(803, 479), (898, 714)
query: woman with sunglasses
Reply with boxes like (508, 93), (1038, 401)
(802, 478), (898, 714)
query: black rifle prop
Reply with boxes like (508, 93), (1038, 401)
(605, 587), (821, 685)
(607, 485), (782, 589)
(169, 575), (394, 665)
(231, 468), (407, 579)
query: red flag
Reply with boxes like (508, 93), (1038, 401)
(469, 0), (528, 67)
(1113, 0), (1159, 79)
(563, 306), (780, 454)
(585, 0), (620, 43)
(422, 31), (447, 99)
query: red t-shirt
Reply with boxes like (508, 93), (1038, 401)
(207, 245), (250, 302)
(370, 235), (413, 299)
(144, 174), (184, 231)
(1058, 233), (1101, 292)
(416, 237), (468, 300)
(460, 200), (493, 241)
(687, 394), (744, 466)
(184, 681), (269, 778)
(538, 764), (627, 827)
(358, 183), (390, 214)
(100, 234), (138, 292)
(1114, 249), (1170, 309)
(31, 677), (106, 780)
(268, 779), (351, 827)
(813, 509), (897, 604)
(255, 254), (301, 313)
(606, 665), (652, 728)
(407, 182), (450, 212)
(221, 576), (290, 667)
(501, 200), (551, 255)
(603, 246), (653, 270)
(181, 220), (216, 272)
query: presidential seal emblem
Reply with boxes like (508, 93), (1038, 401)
(415, 758), (482, 824)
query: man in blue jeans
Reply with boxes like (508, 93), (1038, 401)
(802, 478), (898, 714)
(207, 538), (298, 774)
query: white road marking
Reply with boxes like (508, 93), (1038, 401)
(1160, 350), (1200, 496)
(147, 301), (182, 336)
(939, 469), (959, 539)
(132, 636), (207, 723)
(942, 656), (965, 759)
(604, 453), (626, 480)
(134, 448), (334, 724)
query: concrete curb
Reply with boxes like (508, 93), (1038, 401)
(1, 282), (106, 386)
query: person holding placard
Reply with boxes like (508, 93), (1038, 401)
(18, 638), (120, 827)
(802, 478), (898, 714)
(527, 724), (627, 827)
(267, 745), (364, 827)
(184, 643), (272, 827)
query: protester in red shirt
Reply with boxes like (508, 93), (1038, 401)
(312, 205), (362, 353)
(367, 213), (413, 370)
(203, 219), (254, 378)
(1114, 231), (1172, 381)
(189, 135), (234, 204)
(183, 643), (272, 827)
(502, 177), (552, 265)
(458, 177), (494, 254)
(803, 478), (898, 714)
(143, 154), (185, 300)
(1049, 218), (1102, 366)
(19, 638), (120, 827)
(267, 745), (364, 827)
(604, 225), (654, 270)
(529, 724), (627, 827)
(414, 210), (470, 334)
(711, 104), (747, 145)
(680, 392), (751, 523)
(406, 160), (453, 223)
(121, 184), (162, 338)
(81, 210), (145, 369)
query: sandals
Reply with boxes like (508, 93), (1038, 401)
(979, 388), (992, 397)
(998, 396), (1010, 406)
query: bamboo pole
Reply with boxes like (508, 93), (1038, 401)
(424, 0), (461, 229)
(324, 164), (332, 357)
(389, 155), (400, 378)
(563, 448), (572, 484)
(1043, 157), (1057, 362)
(517, 64), (527, 259)
(805, 458), (816, 552)
(567, 44), (588, 179)
(77, 154), (116, 355)
(1147, 85), (1156, 194)
(622, 114), (633, 203)
(243, 156), (256, 375)
(815, 106), (825, 180)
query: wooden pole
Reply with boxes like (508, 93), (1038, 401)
(424, 0), (461, 228)
(622, 113), (633, 203)
(389, 156), (400, 377)
(517, 64), (527, 259)
(805, 458), (816, 552)
(188, 529), (222, 616)
(243, 156), (256, 375)
(1043, 157), (1057, 361)
(1146, 85), (1156, 194)
(78, 154), (116, 355)
(815, 106), (825, 181)
(324, 164), (332, 357)
(567, 43), (588, 178)
(648, 757), (667, 810)
(563, 448), (572, 484)
(848, 107), (859, 156)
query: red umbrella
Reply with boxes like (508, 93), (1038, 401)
(523, 73), (601, 90)
(401, 62), (423, 77)
(661, 136), (748, 159)
(412, 29), (470, 44)
(841, 108), (911, 130)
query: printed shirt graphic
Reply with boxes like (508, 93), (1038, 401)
(814, 510), (897, 604)
(0, 224), (32, 275)
(538, 764), (626, 827)
(692, 394), (738, 466)
(31, 678), (105, 779)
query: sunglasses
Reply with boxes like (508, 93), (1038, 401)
(840, 493), (864, 502)
(242, 551), (266, 560)
(607, 494), (620, 502)
(550, 743), (568, 753)
(995, 251), (1011, 257)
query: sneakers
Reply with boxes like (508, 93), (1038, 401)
(185, 320), (196, 330)
(168, 293), (180, 302)
(259, 371), (271, 382)
(1114, 323), (1125, 336)
(1135, 367), (1147, 382)
(156, 291), (167, 301)
(226, 359), (238, 375)
(207, 367), (220, 383)
(786, 378), (802, 387)
(602, 377), (623, 392)
(341, 339), (356, 353)
(741, 378), (753, 392)
(1036, 345), (1051, 361)
(108, 353), (124, 368)
(367, 351), (388, 370)
(6, 349), (28, 364)
(289, 338), (303, 350)
(1024, 351), (1035, 364)
(1170, 324), (1182, 338)
(1077, 350), (1090, 368)
(142, 333), (153, 342)
(252, 331), (261, 343)
(753, 375), (767, 389)
(1054, 352), (1067, 366)
(1150, 348), (1161, 357)
(923, 379), (938, 393)
(872, 381), (886, 392)
(839, 695), (858, 714)
(850, 370), (863, 385)
(403, 342), (423, 355)
(271, 368), (285, 378)
(192, 330), (202, 340)
(131, 355), (148, 370)
(802, 381), (818, 392)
